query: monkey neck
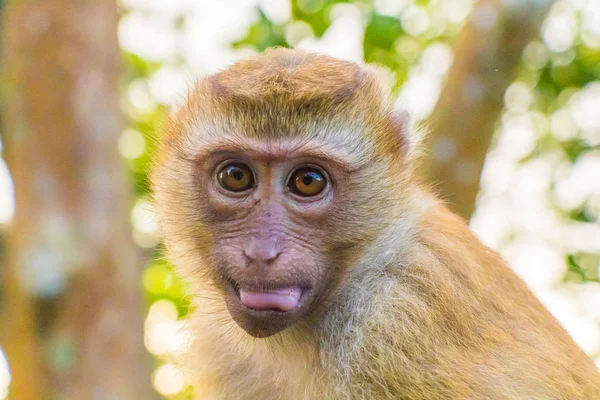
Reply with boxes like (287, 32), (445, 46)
(314, 202), (423, 355)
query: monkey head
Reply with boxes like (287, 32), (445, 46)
(152, 49), (414, 338)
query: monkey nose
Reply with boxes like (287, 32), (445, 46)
(243, 239), (281, 265)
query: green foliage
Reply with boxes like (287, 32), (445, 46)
(143, 257), (191, 317)
(566, 254), (600, 284)
(233, 0), (457, 92)
(364, 13), (404, 55)
(520, 42), (600, 283)
(121, 51), (191, 318)
(539, 45), (600, 91)
(233, 9), (287, 51)
(123, 53), (163, 81)
(291, 0), (349, 36)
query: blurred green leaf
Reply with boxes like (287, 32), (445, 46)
(233, 9), (288, 51)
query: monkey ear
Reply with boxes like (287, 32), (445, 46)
(389, 107), (424, 161)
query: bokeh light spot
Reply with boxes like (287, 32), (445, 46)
(0, 348), (10, 400)
(152, 363), (186, 396)
(118, 129), (146, 160)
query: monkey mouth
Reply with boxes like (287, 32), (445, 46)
(223, 279), (312, 338)
(238, 287), (303, 312)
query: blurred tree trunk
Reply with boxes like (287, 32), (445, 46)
(424, 0), (552, 220)
(1, 1), (156, 399)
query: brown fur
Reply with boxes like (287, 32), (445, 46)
(152, 48), (600, 399)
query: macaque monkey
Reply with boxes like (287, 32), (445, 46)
(152, 48), (600, 399)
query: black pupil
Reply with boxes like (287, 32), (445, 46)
(232, 168), (243, 181)
(302, 174), (313, 186)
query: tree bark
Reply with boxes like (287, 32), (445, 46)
(424, 0), (552, 220)
(1, 1), (156, 398)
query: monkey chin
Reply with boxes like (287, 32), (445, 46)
(223, 284), (310, 338)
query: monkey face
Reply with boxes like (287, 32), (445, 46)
(153, 49), (412, 339)
(154, 129), (400, 338)
(191, 142), (360, 338)
(154, 127), (404, 338)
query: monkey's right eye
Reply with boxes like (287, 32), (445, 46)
(217, 163), (255, 192)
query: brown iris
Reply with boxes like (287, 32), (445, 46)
(288, 167), (326, 197)
(217, 163), (255, 192)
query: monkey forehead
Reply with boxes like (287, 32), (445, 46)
(208, 48), (390, 110)
(186, 49), (396, 137)
(182, 118), (373, 168)
(159, 49), (407, 164)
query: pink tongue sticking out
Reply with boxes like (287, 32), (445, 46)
(239, 287), (302, 312)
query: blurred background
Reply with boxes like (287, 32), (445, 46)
(0, 0), (599, 398)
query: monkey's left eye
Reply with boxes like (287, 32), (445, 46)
(217, 163), (255, 192)
(288, 167), (327, 197)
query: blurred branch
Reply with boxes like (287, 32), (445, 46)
(423, 0), (553, 220)
(1, 0), (156, 398)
